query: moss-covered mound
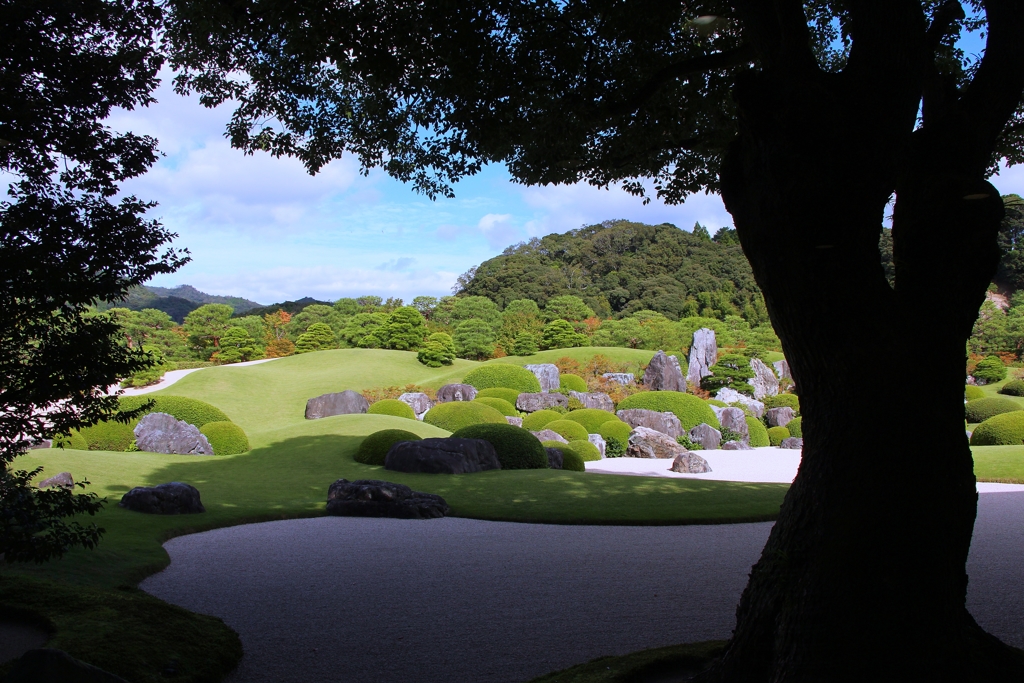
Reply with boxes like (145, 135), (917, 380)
(706, 399), (728, 408)
(998, 380), (1024, 397)
(354, 429), (423, 465)
(51, 430), (88, 451)
(965, 397), (1023, 423)
(78, 420), (135, 452)
(762, 393), (800, 413)
(745, 417), (770, 447)
(767, 426), (790, 447)
(462, 365), (541, 393)
(559, 373), (588, 393)
(597, 419), (632, 443)
(970, 411), (1024, 446)
(199, 421), (251, 455)
(787, 417), (802, 438)
(473, 396), (518, 416)
(423, 401), (506, 432)
(544, 419), (590, 442)
(965, 385), (986, 401)
(451, 423), (548, 469)
(475, 387), (522, 405)
(119, 395), (230, 428)
(539, 441), (584, 472)
(561, 439), (601, 462)
(367, 399), (417, 420)
(522, 409), (562, 431)
(617, 391), (721, 430)
(564, 409), (620, 433)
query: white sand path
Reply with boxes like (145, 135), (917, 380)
(117, 357), (281, 396)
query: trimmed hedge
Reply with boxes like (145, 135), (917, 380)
(522, 409), (561, 431)
(970, 411), (1024, 446)
(544, 419), (590, 442)
(746, 417), (770, 447)
(998, 380), (1024, 397)
(367, 399), (417, 420)
(452, 424), (548, 469)
(51, 430), (87, 451)
(354, 429), (423, 465)
(78, 421), (135, 452)
(598, 420), (632, 443)
(762, 394), (800, 413)
(119, 395), (230, 428)
(561, 439), (601, 462)
(965, 397), (1023, 423)
(462, 365), (541, 393)
(541, 441), (585, 471)
(564, 409), (621, 433)
(965, 385), (986, 401)
(423, 401), (505, 432)
(559, 373), (588, 393)
(476, 387), (522, 405)
(767, 426), (790, 447)
(787, 417), (802, 438)
(617, 391), (721, 430)
(199, 421), (251, 455)
(473, 396), (518, 417)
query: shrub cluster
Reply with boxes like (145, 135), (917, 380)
(462, 365), (542, 393)
(767, 426), (791, 447)
(787, 417), (803, 438)
(970, 411), (1024, 446)
(200, 421), (251, 455)
(998, 380), (1024, 397)
(119, 395), (230, 428)
(78, 421), (135, 452)
(451, 424), (548, 469)
(559, 373), (588, 393)
(973, 356), (1008, 384)
(476, 387), (522, 405)
(473, 396), (518, 416)
(965, 385), (987, 401)
(762, 393), (800, 413)
(597, 420), (632, 443)
(561, 439), (601, 462)
(604, 435), (627, 457)
(965, 397), (1023, 423)
(367, 399), (417, 420)
(522, 409), (561, 431)
(563, 409), (620, 433)
(616, 391), (721, 430)
(354, 429), (423, 465)
(544, 419), (589, 442)
(423, 401), (506, 432)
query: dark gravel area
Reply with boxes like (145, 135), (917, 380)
(140, 492), (1024, 683)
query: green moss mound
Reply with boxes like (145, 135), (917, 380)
(51, 430), (88, 451)
(970, 411), (1024, 446)
(476, 387), (522, 405)
(965, 397), (1024, 423)
(423, 401), (506, 432)
(462, 365), (541, 393)
(119, 395), (230, 428)
(706, 399), (728, 408)
(473, 396), (518, 416)
(522, 409), (561, 431)
(564, 409), (620, 433)
(354, 429), (423, 465)
(745, 417), (770, 447)
(562, 439), (601, 462)
(597, 419), (632, 443)
(762, 393), (800, 413)
(451, 423), (548, 469)
(540, 441), (585, 472)
(965, 385), (986, 401)
(767, 426), (790, 447)
(78, 420), (135, 452)
(617, 391), (721, 430)
(560, 373), (588, 393)
(367, 399), (416, 420)
(544, 419), (590, 442)
(998, 380), (1024, 397)
(787, 417), (802, 438)
(199, 422), (251, 455)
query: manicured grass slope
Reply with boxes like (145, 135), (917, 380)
(972, 445), (1024, 483)
(491, 346), (656, 368)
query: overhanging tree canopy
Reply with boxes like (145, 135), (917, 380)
(164, 1), (1024, 679)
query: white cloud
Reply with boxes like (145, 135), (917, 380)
(476, 213), (524, 249)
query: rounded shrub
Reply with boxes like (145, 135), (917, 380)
(476, 387), (522, 405)
(617, 391), (721, 430)
(473, 396), (518, 416)
(965, 397), (1023, 423)
(451, 424), (548, 469)
(965, 385), (986, 401)
(762, 394), (800, 413)
(745, 416), (770, 447)
(367, 399), (416, 420)
(787, 417), (802, 438)
(559, 373), (588, 393)
(354, 429), (423, 465)
(119, 395), (230, 427)
(562, 439), (601, 462)
(706, 399), (728, 408)
(598, 419), (633, 443)
(999, 380), (1024, 397)
(564, 409), (620, 433)
(974, 356), (1008, 384)
(540, 441), (584, 471)
(544, 419), (590, 442)
(199, 421), (251, 455)
(970, 411), (1024, 445)
(522, 409), (561, 431)
(51, 430), (87, 451)
(78, 421), (135, 452)
(423, 401), (506, 432)
(767, 426), (791, 447)
(462, 365), (541, 393)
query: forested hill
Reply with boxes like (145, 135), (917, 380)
(457, 220), (768, 323)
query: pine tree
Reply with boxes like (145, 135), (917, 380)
(541, 319), (588, 350)
(453, 319), (495, 360)
(294, 323), (337, 353)
(383, 306), (427, 350)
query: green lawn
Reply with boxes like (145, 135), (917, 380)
(972, 445), (1024, 483)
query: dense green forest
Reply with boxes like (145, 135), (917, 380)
(96, 284), (263, 322)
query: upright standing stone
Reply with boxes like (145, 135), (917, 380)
(587, 434), (606, 458)
(748, 358), (780, 399)
(305, 390), (369, 419)
(524, 364), (560, 392)
(568, 391), (615, 412)
(718, 407), (750, 443)
(689, 423), (722, 450)
(435, 383), (478, 403)
(765, 407), (795, 428)
(686, 328), (718, 387)
(774, 359), (791, 381)
(643, 350), (686, 392)
(398, 392), (434, 420)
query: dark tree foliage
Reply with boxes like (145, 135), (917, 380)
(994, 194), (1024, 291)
(1, 0), (186, 562)
(165, 1), (1024, 679)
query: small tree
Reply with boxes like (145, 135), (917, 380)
(184, 303), (234, 357)
(453, 319), (495, 360)
(510, 332), (539, 356)
(263, 310), (294, 357)
(383, 306), (427, 350)
(217, 326), (260, 363)
(295, 322), (337, 354)
(973, 356), (1008, 385)
(543, 295), (595, 322)
(701, 354), (756, 396)
(541, 319), (589, 350)
(417, 332), (456, 367)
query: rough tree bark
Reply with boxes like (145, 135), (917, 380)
(697, 2), (1024, 681)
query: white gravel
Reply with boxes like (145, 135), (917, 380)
(118, 358), (280, 396)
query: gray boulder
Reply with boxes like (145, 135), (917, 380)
(616, 408), (683, 438)
(38, 472), (74, 489)
(686, 328), (718, 387)
(669, 452), (713, 474)
(642, 350), (686, 392)
(384, 438), (501, 474)
(532, 429), (568, 444)
(524, 363), (560, 392)
(435, 383), (478, 403)
(134, 412), (213, 455)
(774, 359), (792, 381)
(780, 437), (804, 450)
(627, 426), (688, 459)
(517, 392), (568, 413)
(587, 433), (606, 458)
(568, 391), (615, 412)
(601, 372), (635, 385)
(326, 479), (449, 519)
(27, 440), (51, 450)
(765, 407), (795, 428)
(718, 407), (750, 443)
(119, 482), (205, 514)
(5, 648), (129, 683)
(545, 448), (564, 469)
(505, 416), (524, 427)
(748, 358), (780, 399)
(714, 388), (765, 418)
(688, 423), (721, 450)
(304, 390), (369, 419)
(398, 392), (434, 420)
(721, 440), (753, 450)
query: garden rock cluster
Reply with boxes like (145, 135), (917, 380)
(384, 438), (502, 474)
(436, 383), (477, 403)
(748, 358), (780, 399)
(326, 479), (449, 519)
(305, 390), (369, 419)
(568, 391), (615, 411)
(119, 482), (205, 515)
(714, 388), (765, 417)
(616, 409), (682, 438)
(134, 413), (214, 455)
(643, 350), (686, 391)
(627, 427), (688, 459)
(517, 392), (568, 412)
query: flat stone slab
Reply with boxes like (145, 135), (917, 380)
(305, 390), (369, 419)
(601, 372), (635, 385)
(505, 416), (524, 427)
(517, 392), (568, 413)
(119, 482), (205, 515)
(568, 391), (614, 412)
(721, 440), (753, 451)
(326, 479), (449, 519)
(385, 438), (501, 474)
(780, 437), (803, 449)
(617, 409), (682, 438)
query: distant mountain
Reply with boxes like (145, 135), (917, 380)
(234, 297), (332, 319)
(147, 285), (263, 313)
(97, 285), (265, 323)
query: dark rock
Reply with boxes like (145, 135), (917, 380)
(780, 437), (804, 450)
(642, 350), (686, 392)
(524, 363), (560, 392)
(686, 328), (718, 387)
(721, 440), (753, 451)
(4, 648), (129, 683)
(505, 416), (524, 427)
(435, 383), (478, 403)
(669, 452), (713, 474)
(545, 448), (564, 469)
(765, 407), (795, 428)
(718, 407), (749, 443)
(748, 358), (780, 399)
(398, 392), (434, 419)
(326, 479), (449, 519)
(118, 482), (205, 515)
(384, 438), (501, 474)
(531, 429), (568, 444)
(601, 372), (635, 385)
(568, 391), (614, 412)
(616, 409), (682, 438)
(588, 433), (606, 458)
(304, 390), (369, 419)
(714, 388), (765, 418)
(627, 427), (688, 459)
(688, 423), (721, 450)
(516, 392), (568, 413)
(38, 472), (74, 489)
(133, 412), (213, 455)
